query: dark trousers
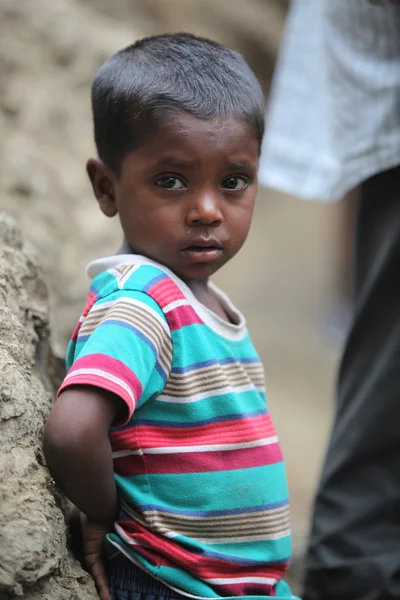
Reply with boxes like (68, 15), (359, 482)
(108, 553), (186, 600)
(303, 166), (400, 600)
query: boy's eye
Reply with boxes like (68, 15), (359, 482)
(222, 176), (248, 191)
(156, 176), (185, 190)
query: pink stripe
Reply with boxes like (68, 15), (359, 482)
(59, 374), (134, 425)
(58, 353), (143, 424)
(118, 519), (289, 581)
(114, 442), (283, 476)
(71, 292), (97, 341)
(166, 305), (203, 330)
(110, 414), (276, 451)
(71, 321), (82, 343)
(68, 353), (142, 393)
(148, 279), (185, 308)
(83, 291), (98, 316)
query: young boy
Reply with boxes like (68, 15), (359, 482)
(43, 33), (299, 600)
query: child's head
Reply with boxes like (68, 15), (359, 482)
(87, 33), (265, 282)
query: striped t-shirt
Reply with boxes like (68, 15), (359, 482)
(59, 254), (296, 600)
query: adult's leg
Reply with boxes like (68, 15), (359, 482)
(303, 165), (400, 600)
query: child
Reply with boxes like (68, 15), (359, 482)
(43, 33), (299, 600)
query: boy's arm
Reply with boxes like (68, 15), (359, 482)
(43, 385), (122, 525)
(43, 385), (125, 600)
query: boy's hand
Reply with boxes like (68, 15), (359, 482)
(83, 517), (112, 600)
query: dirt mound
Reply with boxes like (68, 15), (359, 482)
(0, 213), (97, 599)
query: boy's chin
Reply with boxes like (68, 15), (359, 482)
(169, 261), (223, 283)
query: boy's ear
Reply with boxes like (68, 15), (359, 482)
(86, 157), (118, 217)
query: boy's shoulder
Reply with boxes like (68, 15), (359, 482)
(87, 254), (185, 307)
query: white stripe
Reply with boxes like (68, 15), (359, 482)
(142, 436), (278, 455)
(107, 265), (141, 288)
(111, 436), (278, 459)
(112, 448), (142, 458)
(159, 529), (179, 539)
(89, 296), (170, 334)
(65, 368), (135, 405)
(191, 529), (291, 544)
(204, 576), (277, 586)
(114, 523), (142, 546)
(158, 383), (257, 403)
(163, 298), (188, 313)
(108, 267), (123, 281)
(118, 264), (141, 289)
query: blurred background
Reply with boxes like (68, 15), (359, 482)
(0, 0), (353, 586)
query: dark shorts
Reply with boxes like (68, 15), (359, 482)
(108, 553), (187, 600)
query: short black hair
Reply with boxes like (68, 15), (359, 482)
(91, 33), (265, 174)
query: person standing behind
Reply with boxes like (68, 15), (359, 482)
(260, 1), (400, 599)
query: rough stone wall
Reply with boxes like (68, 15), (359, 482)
(0, 0), (140, 354)
(0, 213), (97, 599)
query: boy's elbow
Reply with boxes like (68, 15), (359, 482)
(43, 412), (73, 467)
(43, 408), (91, 469)
(43, 388), (115, 473)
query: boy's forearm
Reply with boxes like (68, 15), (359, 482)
(43, 387), (120, 524)
(45, 431), (118, 523)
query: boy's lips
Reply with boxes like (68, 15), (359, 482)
(180, 237), (224, 262)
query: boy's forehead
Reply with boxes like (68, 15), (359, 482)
(158, 111), (253, 136)
(132, 111), (259, 161)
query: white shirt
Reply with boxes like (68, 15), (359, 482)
(259, 0), (400, 201)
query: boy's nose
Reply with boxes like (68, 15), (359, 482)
(186, 194), (223, 227)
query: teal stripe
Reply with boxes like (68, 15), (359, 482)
(275, 579), (296, 598)
(90, 269), (119, 297)
(171, 327), (258, 360)
(76, 323), (163, 384)
(138, 388), (267, 422)
(184, 536), (292, 563)
(116, 463), (289, 511)
(158, 564), (219, 598)
(91, 264), (162, 298)
(122, 264), (166, 290)
(106, 534), (159, 576)
(65, 340), (76, 371)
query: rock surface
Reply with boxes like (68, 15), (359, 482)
(0, 213), (97, 599)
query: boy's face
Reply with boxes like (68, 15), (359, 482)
(88, 112), (259, 282)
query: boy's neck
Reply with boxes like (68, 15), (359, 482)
(116, 238), (133, 255)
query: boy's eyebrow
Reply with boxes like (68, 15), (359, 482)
(151, 158), (257, 170)
(227, 161), (257, 171)
(153, 157), (198, 168)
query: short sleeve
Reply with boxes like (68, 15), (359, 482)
(58, 290), (172, 425)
